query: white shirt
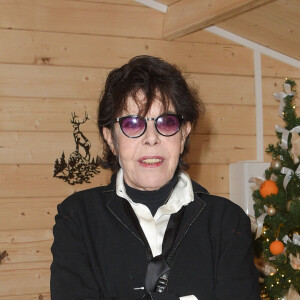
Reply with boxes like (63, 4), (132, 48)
(116, 169), (198, 300)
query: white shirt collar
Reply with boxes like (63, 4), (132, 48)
(116, 168), (194, 257)
(116, 168), (194, 221)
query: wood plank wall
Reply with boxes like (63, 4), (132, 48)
(0, 0), (299, 298)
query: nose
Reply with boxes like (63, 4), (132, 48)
(142, 120), (160, 146)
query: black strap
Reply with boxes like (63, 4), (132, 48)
(162, 208), (184, 257)
(122, 199), (185, 293)
(144, 255), (170, 292)
(145, 207), (185, 293)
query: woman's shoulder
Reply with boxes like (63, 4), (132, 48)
(59, 183), (114, 212)
(191, 179), (248, 218)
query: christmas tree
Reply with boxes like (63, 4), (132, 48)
(252, 79), (300, 299)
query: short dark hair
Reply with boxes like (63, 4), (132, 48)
(97, 55), (204, 173)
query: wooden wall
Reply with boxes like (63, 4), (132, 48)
(0, 0), (299, 298)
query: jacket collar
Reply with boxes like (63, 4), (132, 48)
(104, 185), (153, 259)
(103, 171), (207, 260)
(168, 192), (206, 262)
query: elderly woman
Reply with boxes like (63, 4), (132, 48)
(51, 55), (260, 299)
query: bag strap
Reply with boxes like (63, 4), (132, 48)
(122, 198), (185, 293)
(145, 207), (186, 293)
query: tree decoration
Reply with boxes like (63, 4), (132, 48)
(267, 205), (277, 216)
(252, 79), (300, 299)
(271, 159), (283, 171)
(255, 255), (277, 276)
(270, 240), (285, 256)
(260, 180), (279, 198)
(291, 132), (300, 164)
(260, 287), (271, 300)
(293, 228), (300, 236)
(274, 82), (295, 118)
(289, 253), (300, 270)
(281, 165), (300, 190)
(287, 285), (300, 300)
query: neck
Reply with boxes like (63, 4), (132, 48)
(124, 174), (178, 215)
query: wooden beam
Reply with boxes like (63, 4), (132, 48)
(162, 0), (274, 40)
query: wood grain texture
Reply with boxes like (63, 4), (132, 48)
(0, 293), (50, 300)
(188, 134), (256, 164)
(0, 30), (253, 74)
(261, 55), (300, 78)
(0, 265), (50, 296)
(0, 72), (254, 103)
(0, 98), (100, 131)
(0, 64), (108, 99)
(0, 0), (163, 39)
(0, 164), (112, 198)
(0, 132), (102, 164)
(218, 0), (300, 60)
(0, 261), (51, 272)
(0, 229), (53, 264)
(187, 73), (255, 105)
(76, 0), (141, 4)
(0, 198), (60, 230)
(175, 28), (237, 44)
(195, 104), (256, 135)
(189, 164), (229, 194)
(163, 0), (274, 39)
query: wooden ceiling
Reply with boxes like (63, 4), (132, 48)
(137, 0), (300, 60)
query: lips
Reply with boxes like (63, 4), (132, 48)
(138, 156), (164, 167)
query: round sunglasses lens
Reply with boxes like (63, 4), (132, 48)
(121, 117), (145, 137)
(156, 115), (180, 136)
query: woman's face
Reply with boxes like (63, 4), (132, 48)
(103, 91), (191, 191)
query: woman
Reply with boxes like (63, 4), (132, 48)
(51, 55), (260, 299)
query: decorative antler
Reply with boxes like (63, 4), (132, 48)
(70, 112), (79, 124)
(70, 112), (89, 125)
(84, 111), (90, 122)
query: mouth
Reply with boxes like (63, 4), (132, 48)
(138, 156), (164, 167)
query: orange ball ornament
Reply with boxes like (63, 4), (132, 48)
(259, 180), (279, 198)
(269, 240), (284, 255)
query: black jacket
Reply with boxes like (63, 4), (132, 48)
(50, 176), (260, 300)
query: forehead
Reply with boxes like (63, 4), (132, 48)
(123, 90), (175, 116)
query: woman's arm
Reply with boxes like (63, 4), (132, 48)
(214, 204), (260, 300)
(51, 201), (100, 299)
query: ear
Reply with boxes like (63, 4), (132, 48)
(180, 122), (192, 153)
(102, 127), (117, 155)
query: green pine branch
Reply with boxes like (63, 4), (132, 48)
(252, 79), (300, 299)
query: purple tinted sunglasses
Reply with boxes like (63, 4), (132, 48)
(115, 114), (183, 138)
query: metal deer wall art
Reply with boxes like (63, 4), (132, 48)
(53, 112), (101, 185)
(71, 112), (91, 160)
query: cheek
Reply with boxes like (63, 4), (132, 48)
(117, 137), (139, 161)
(166, 137), (184, 161)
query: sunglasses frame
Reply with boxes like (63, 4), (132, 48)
(115, 113), (184, 138)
